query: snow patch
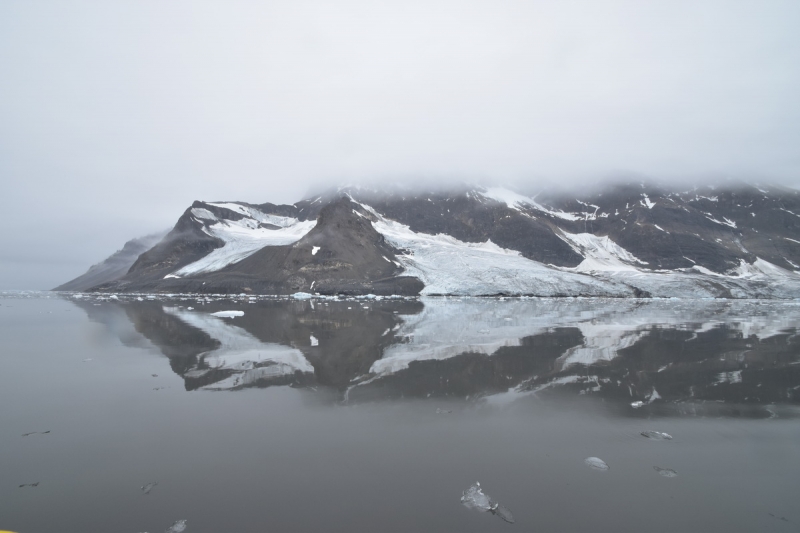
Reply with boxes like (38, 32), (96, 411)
(191, 208), (218, 220)
(558, 232), (648, 272)
(479, 187), (581, 221)
(174, 204), (316, 276)
(369, 214), (632, 297)
(311, 246), (320, 255)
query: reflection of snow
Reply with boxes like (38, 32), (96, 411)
(163, 307), (313, 389)
(715, 370), (742, 385)
(485, 376), (600, 406)
(556, 323), (648, 369)
(369, 299), (635, 376)
(367, 298), (800, 392)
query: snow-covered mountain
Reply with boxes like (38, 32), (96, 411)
(57, 182), (800, 298)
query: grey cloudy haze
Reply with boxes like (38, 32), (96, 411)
(1, 0), (799, 289)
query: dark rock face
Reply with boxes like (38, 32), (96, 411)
(348, 188), (584, 267)
(214, 197), (408, 292)
(56, 181), (800, 297)
(531, 182), (800, 273)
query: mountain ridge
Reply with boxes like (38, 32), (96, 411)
(55, 182), (800, 298)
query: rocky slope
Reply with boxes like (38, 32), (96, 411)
(57, 182), (800, 298)
(54, 230), (167, 291)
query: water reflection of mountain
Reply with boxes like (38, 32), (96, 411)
(70, 296), (800, 413)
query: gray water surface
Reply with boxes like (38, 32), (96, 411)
(1, 292), (799, 532)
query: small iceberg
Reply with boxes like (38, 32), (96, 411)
(141, 481), (158, 495)
(165, 519), (187, 532)
(291, 292), (313, 300)
(584, 457), (609, 470)
(460, 482), (515, 524)
(210, 310), (244, 318)
(641, 430), (673, 440)
(654, 467), (678, 478)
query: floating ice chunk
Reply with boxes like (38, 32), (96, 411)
(491, 504), (516, 524)
(584, 457), (609, 470)
(631, 401), (645, 408)
(165, 519), (187, 533)
(141, 481), (158, 495)
(292, 292), (313, 300)
(210, 310), (244, 318)
(82, 358), (92, 362)
(460, 482), (515, 524)
(461, 482), (491, 511)
(310, 335), (319, 347)
(641, 430), (673, 440)
(435, 408), (452, 414)
(654, 467), (678, 477)
(715, 370), (742, 384)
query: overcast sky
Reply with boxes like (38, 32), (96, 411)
(2, 0), (799, 289)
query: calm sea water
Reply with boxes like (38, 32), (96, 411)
(2, 292), (800, 533)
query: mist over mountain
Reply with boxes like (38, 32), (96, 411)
(57, 181), (800, 298)
(53, 231), (168, 291)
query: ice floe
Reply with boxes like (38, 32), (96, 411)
(460, 482), (515, 524)
(641, 430), (673, 440)
(654, 467), (678, 478)
(584, 457), (609, 470)
(164, 519), (187, 532)
(210, 310), (244, 318)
